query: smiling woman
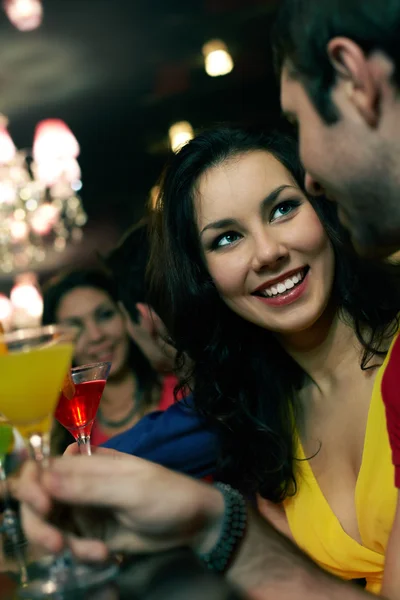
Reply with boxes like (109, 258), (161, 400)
(148, 127), (400, 593)
(41, 269), (164, 452)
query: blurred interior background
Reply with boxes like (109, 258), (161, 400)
(0, 0), (285, 328)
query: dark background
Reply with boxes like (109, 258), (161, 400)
(0, 0), (284, 290)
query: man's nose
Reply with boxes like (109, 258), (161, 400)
(305, 172), (325, 197)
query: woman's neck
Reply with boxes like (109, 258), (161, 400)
(278, 306), (362, 396)
(100, 366), (137, 414)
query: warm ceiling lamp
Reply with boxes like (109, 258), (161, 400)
(202, 39), (234, 77)
(0, 116), (86, 273)
(3, 0), (43, 31)
(10, 272), (43, 328)
(168, 121), (194, 153)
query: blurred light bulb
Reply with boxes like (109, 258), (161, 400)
(202, 40), (234, 77)
(10, 219), (28, 241)
(168, 121), (194, 153)
(3, 0), (43, 31)
(33, 119), (80, 163)
(30, 203), (59, 235)
(10, 273), (43, 322)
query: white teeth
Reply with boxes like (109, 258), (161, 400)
(285, 278), (295, 289)
(259, 269), (306, 298)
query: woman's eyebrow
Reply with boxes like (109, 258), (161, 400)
(200, 185), (295, 237)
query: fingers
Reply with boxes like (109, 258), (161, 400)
(21, 503), (64, 554)
(21, 502), (109, 560)
(63, 443), (80, 455)
(41, 455), (144, 507)
(64, 444), (127, 458)
(65, 534), (108, 562)
(16, 460), (52, 515)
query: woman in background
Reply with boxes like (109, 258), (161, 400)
(42, 269), (174, 452)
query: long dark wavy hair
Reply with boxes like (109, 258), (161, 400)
(148, 127), (400, 502)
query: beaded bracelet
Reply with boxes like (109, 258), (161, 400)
(199, 482), (247, 573)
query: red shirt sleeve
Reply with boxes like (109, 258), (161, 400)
(381, 334), (400, 488)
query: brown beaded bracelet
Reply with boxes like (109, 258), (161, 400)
(198, 482), (247, 573)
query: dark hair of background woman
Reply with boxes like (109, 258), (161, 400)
(148, 127), (400, 502)
(42, 268), (159, 415)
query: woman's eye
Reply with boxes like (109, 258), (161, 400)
(213, 231), (241, 249)
(97, 309), (115, 322)
(270, 200), (300, 222)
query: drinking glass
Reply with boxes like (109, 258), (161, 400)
(55, 361), (111, 455)
(0, 325), (118, 597)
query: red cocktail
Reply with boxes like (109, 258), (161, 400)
(55, 361), (111, 454)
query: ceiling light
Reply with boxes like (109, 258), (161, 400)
(168, 121), (194, 153)
(202, 39), (234, 77)
(3, 0), (43, 31)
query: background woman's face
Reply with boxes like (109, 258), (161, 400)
(56, 286), (130, 377)
(196, 150), (335, 337)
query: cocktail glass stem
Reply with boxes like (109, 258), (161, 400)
(0, 458), (29, 586)
(77, 434), (92, 456)
(27, 432), (50, 468)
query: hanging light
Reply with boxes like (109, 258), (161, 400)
(0, 115), (86, 273)
(10, 272), (43, 328)
(202, 40), (234, 77)
(33, 119), (80, 163)
(3, 0), (43, 32)
(168, 121), (194, 153)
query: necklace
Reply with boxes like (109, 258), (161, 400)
(97, 387), (143, 429)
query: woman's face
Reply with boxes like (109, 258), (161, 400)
(56, 286), (130, 377)
(196, 150), (335, 337)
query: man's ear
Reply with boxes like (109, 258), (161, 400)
(327, 37), (380, 127)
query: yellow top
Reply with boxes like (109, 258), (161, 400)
(283, 337), (398, 594)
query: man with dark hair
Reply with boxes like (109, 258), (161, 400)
(274, 2), (400, 597)
(274, 0), (400, 257)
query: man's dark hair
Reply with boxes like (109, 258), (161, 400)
(103, 219), (150, 323)
(272, 0), (400, 123)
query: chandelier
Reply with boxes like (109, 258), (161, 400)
(0, 117), (87, 274)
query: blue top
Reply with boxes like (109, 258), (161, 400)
(101, 400), (219, 478)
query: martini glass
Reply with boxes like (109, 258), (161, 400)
(55, 361), (111, 456)
(0, 325), (118, 597)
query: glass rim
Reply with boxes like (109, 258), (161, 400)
(71, 361), (112, 373)
(0, 324), (79, 343)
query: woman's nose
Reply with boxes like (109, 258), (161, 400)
(251, 231), (287, 272)
(85, 322), (104, 342)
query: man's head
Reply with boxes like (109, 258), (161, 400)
(104, 219), (176, 373)
(273, 0), (400, 256)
